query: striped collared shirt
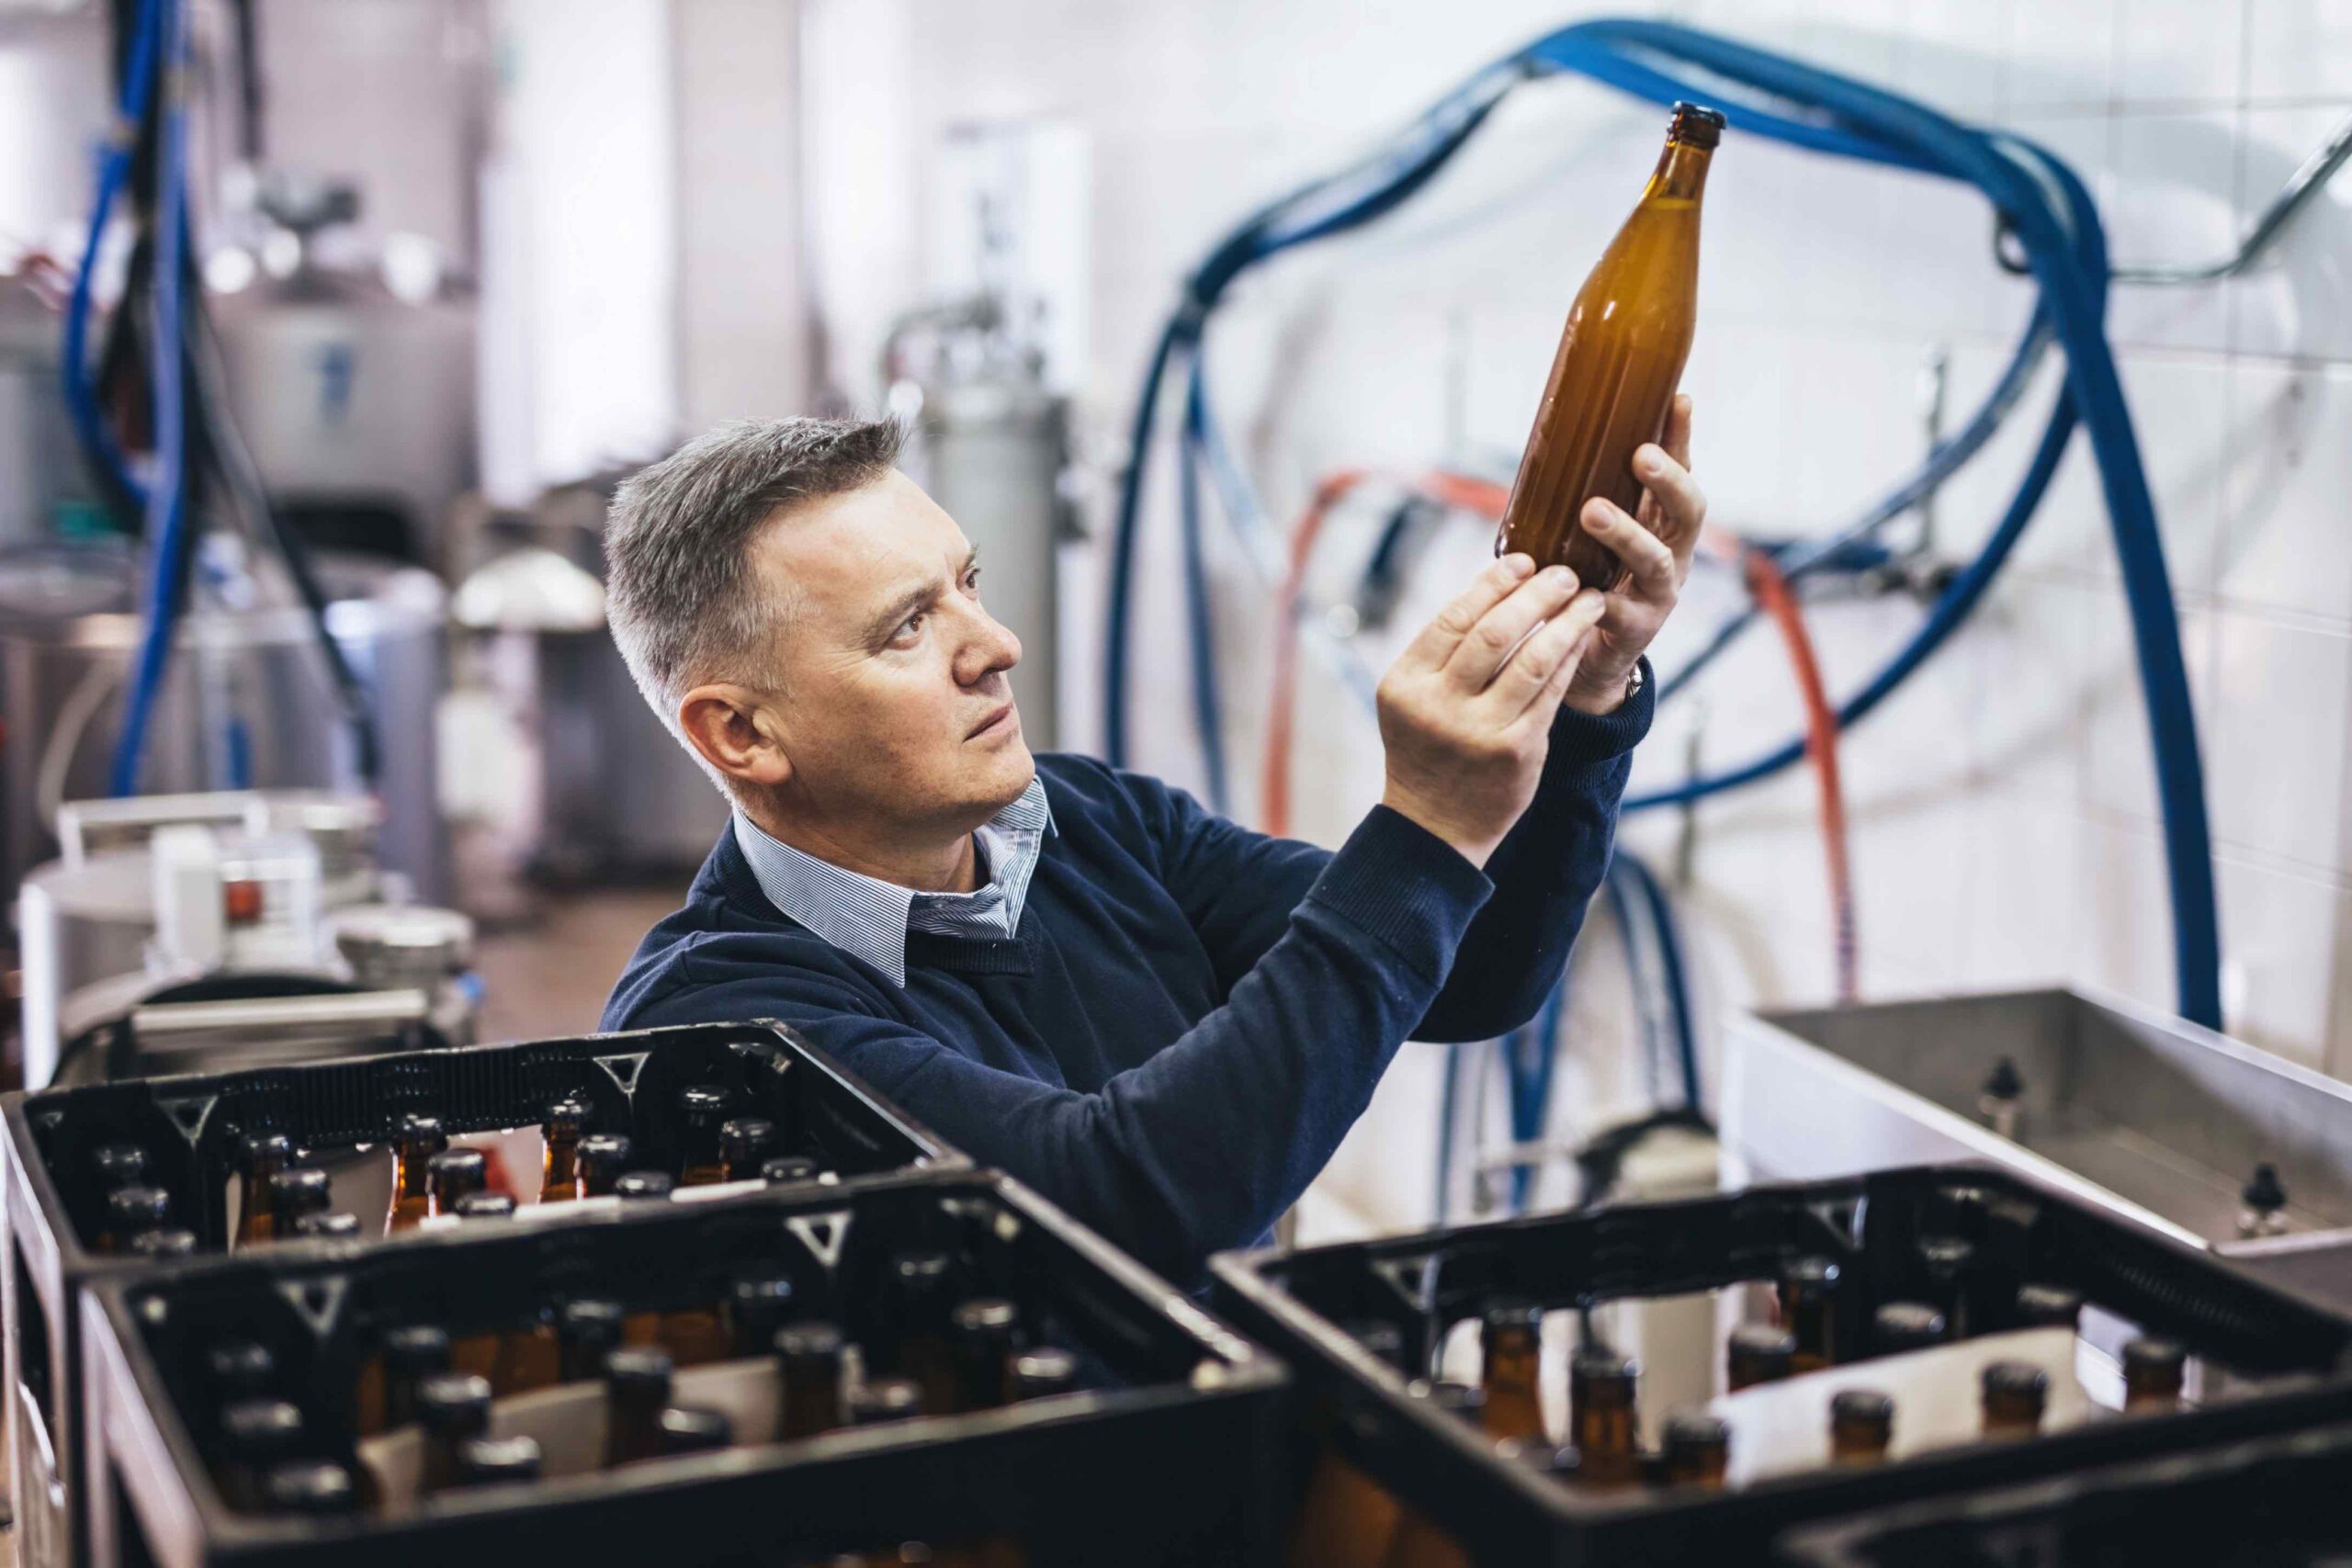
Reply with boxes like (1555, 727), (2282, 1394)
(730, 777), (1055, 987)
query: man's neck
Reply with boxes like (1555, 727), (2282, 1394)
(740, 799), (979, 894)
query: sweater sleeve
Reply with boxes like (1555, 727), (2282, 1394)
(639, 806), (1492, 1285)
(1411, 660), (1655, 1042)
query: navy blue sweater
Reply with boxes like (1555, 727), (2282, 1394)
(603, 681), (1650, 1282)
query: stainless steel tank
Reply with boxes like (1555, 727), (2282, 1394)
(0, 546), (450, 908)
(919, 377), (1069, 750)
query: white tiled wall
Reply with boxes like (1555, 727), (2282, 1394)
(806, 0), (2352, 1224)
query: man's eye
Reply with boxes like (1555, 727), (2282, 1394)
(963, 568), (983, 595)
(891, 613), (925, 645)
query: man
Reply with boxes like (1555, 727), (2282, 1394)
(601, 406), (1703, 1282)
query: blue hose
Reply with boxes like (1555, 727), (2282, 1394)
(61, 0), (166, 506)
(108, 0), (192, 797)
(1108, 17), (2222, 1030)
(1614, 848), (1702, 1112)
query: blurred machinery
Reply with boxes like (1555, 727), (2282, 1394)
(209, 176), (479, 570)
(0, 543), (450, 911)
(883, 121), (1087, 750)
(448, 479), (729, 889)
(17, 788), (474, 1089)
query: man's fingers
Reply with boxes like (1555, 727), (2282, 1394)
(1631, 441), (1705, 573)
(1582, 497), (1679, 600)
(1495, 589), (1607, 715)
(1662, 393), (1692, 470)
(1402, 553), (1543, 671)
(1443, 564), (1582, 688)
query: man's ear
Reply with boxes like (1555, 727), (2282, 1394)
(677, 683), (793, 791)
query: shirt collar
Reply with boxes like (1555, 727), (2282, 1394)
(731, 776), (1054, 986)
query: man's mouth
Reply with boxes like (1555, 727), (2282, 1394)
(967, 702), (1016, 739)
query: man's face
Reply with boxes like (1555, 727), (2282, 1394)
(749, 469), (1033, 835)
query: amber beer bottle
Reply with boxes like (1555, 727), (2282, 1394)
(1480, 1301), (1545, 1443)
(540, 1095), (587, 1204)
(1494, 101), (1722, 591)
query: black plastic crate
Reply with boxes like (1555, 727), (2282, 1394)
(81, 1172), (1286, 1567)
(1208, 1164), (2352, 1568)
(1779, 1421), (2352, 1566)
(3, 1018), (962, 1568)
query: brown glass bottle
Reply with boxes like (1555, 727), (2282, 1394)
(605, 1347), (674, 1465)
(214, 1398), (305, 1512)
(1377, 1382), (1483, 1568)
(425, 1147), (487, 1221)
(269, 1168), (333, 1237)
(453, 1434), (542, 1488)
(720, 1116), (776, 1182)
(1917, 1235), (1978, 1337)
(356, 1324), (450, 1437)
(1779, 1257), (1841, 1372)
(885, 1250), (958, 1409)
(1480, 1301), (1546, 1444)
(492, 1302), (562, 1396)
(948, 1298), (1022, 1412)
(577, 1133), (633, 1198)
(775, 1322), (848, 1438)
(1726, 1324), (1796, 1392)
(850, 1376), (925, 1427)
(1493, 101), (1722, 591)
(1570, 1348), (1641, 1489)
(1829, 1389), (1894, 1466)
(387, 1115), (447, 1233)
(1980, 1360), (2048, 1439)
(677, 1084), (732, 1186)
(1661, 1410), (1730, 1489)
(655, 1404), (733, 1457)
(90, 1141), (149, 1193)
(1871, 1302), (1949, 1359)
(101, 1184), (172, 1253)
(2121, 1337), (2187, 1414)
(235, 1134), (291, 1247)
(729, 1272), (798, 1360)
(2014, 1283), (2085, 1332)
(416, 1372), (493, 1494)
(558, 1299), (628, 1383)
(540, 1095), (587, 1204)
(1289, 1321), (1406, 1568)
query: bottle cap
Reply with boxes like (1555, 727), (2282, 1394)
(293, 1210), (362, 1240)
(238, 1132), (293, 1169)
(578, 1133), (633, 1168)
(654, 1404), (733, 1455)
(426, 1147), (487, 1188)
(2014, 1283), (2084, 1327)
(1662, 1409), (1730, 1457)
(262, 1458), (357, 1515)
(678, 1084), (730, 1122)
(90, 1141), (149, 1190)
(207, 1338), (276, 1395)
(219, 1397), (304, 1458)
(107, 1183), (173, 1233)
(545, 1095), (588, 1136)
(1503, 1440), (1579, 1477)
(760, 1155), (820, 1184)
(395, 1114), (447, 1152)
(1570, 1347), (1640, 1386)
(1981, 1360), (2049, 1402)
(1917, 1235), (1975, 1277)
(129, 1226), (199, 1258)
(1483, 1299), (1544, 1339)
(774, 1321), (847, 1372)
(1727, 1324), (1796, 1375)
(950, 1297), (1020, 1338)
(1008, 1346), (1079, 1400)
(453, 1434), (542, 1485)
(730, 1273), (797, 1333)
(615, 1170), (674, 1201)
(1831, 1388), (1894, 1431)
(1871, 1301), (1948, 1352)
(719, 1117), (775, 1161)
(383, 1324), (452, 1374)
(605, 1346), (675, 1395)
(453, 1192), (514, 1220)
(848, 1376), (923, 1424)
(891, 1251), (953, 1292)
(1668, 101), (1726, 149)
(415, 1372), (493, 1433)
(1781, 1255), (1841, 1293)
(558, 1298), (626, 1348)
(2123, 1337), (2188, 1377)
(269, 1168), (333, 1218)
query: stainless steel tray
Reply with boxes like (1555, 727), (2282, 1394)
(1721, 986), (2352, 1255)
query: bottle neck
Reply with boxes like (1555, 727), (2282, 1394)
(1645, 139), (1713, 204)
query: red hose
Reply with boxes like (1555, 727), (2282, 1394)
(1742, 548), (1859, 1001)
(1261, 469), (1505, 838)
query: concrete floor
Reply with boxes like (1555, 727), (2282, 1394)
(469, 885), (690, 1042)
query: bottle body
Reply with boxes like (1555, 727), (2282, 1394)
(1494, 103), (1720, 591)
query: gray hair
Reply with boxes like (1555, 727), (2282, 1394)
(604, 416), (905, 786)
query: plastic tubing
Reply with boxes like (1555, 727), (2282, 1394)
(1614, 849), (1702, 1111)
(61, 0), (166, 506)
(1114, 18), (2222, 1029)
(109, 0), (191, 797)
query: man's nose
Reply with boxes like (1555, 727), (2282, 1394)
(956, 604), (1023, 685)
